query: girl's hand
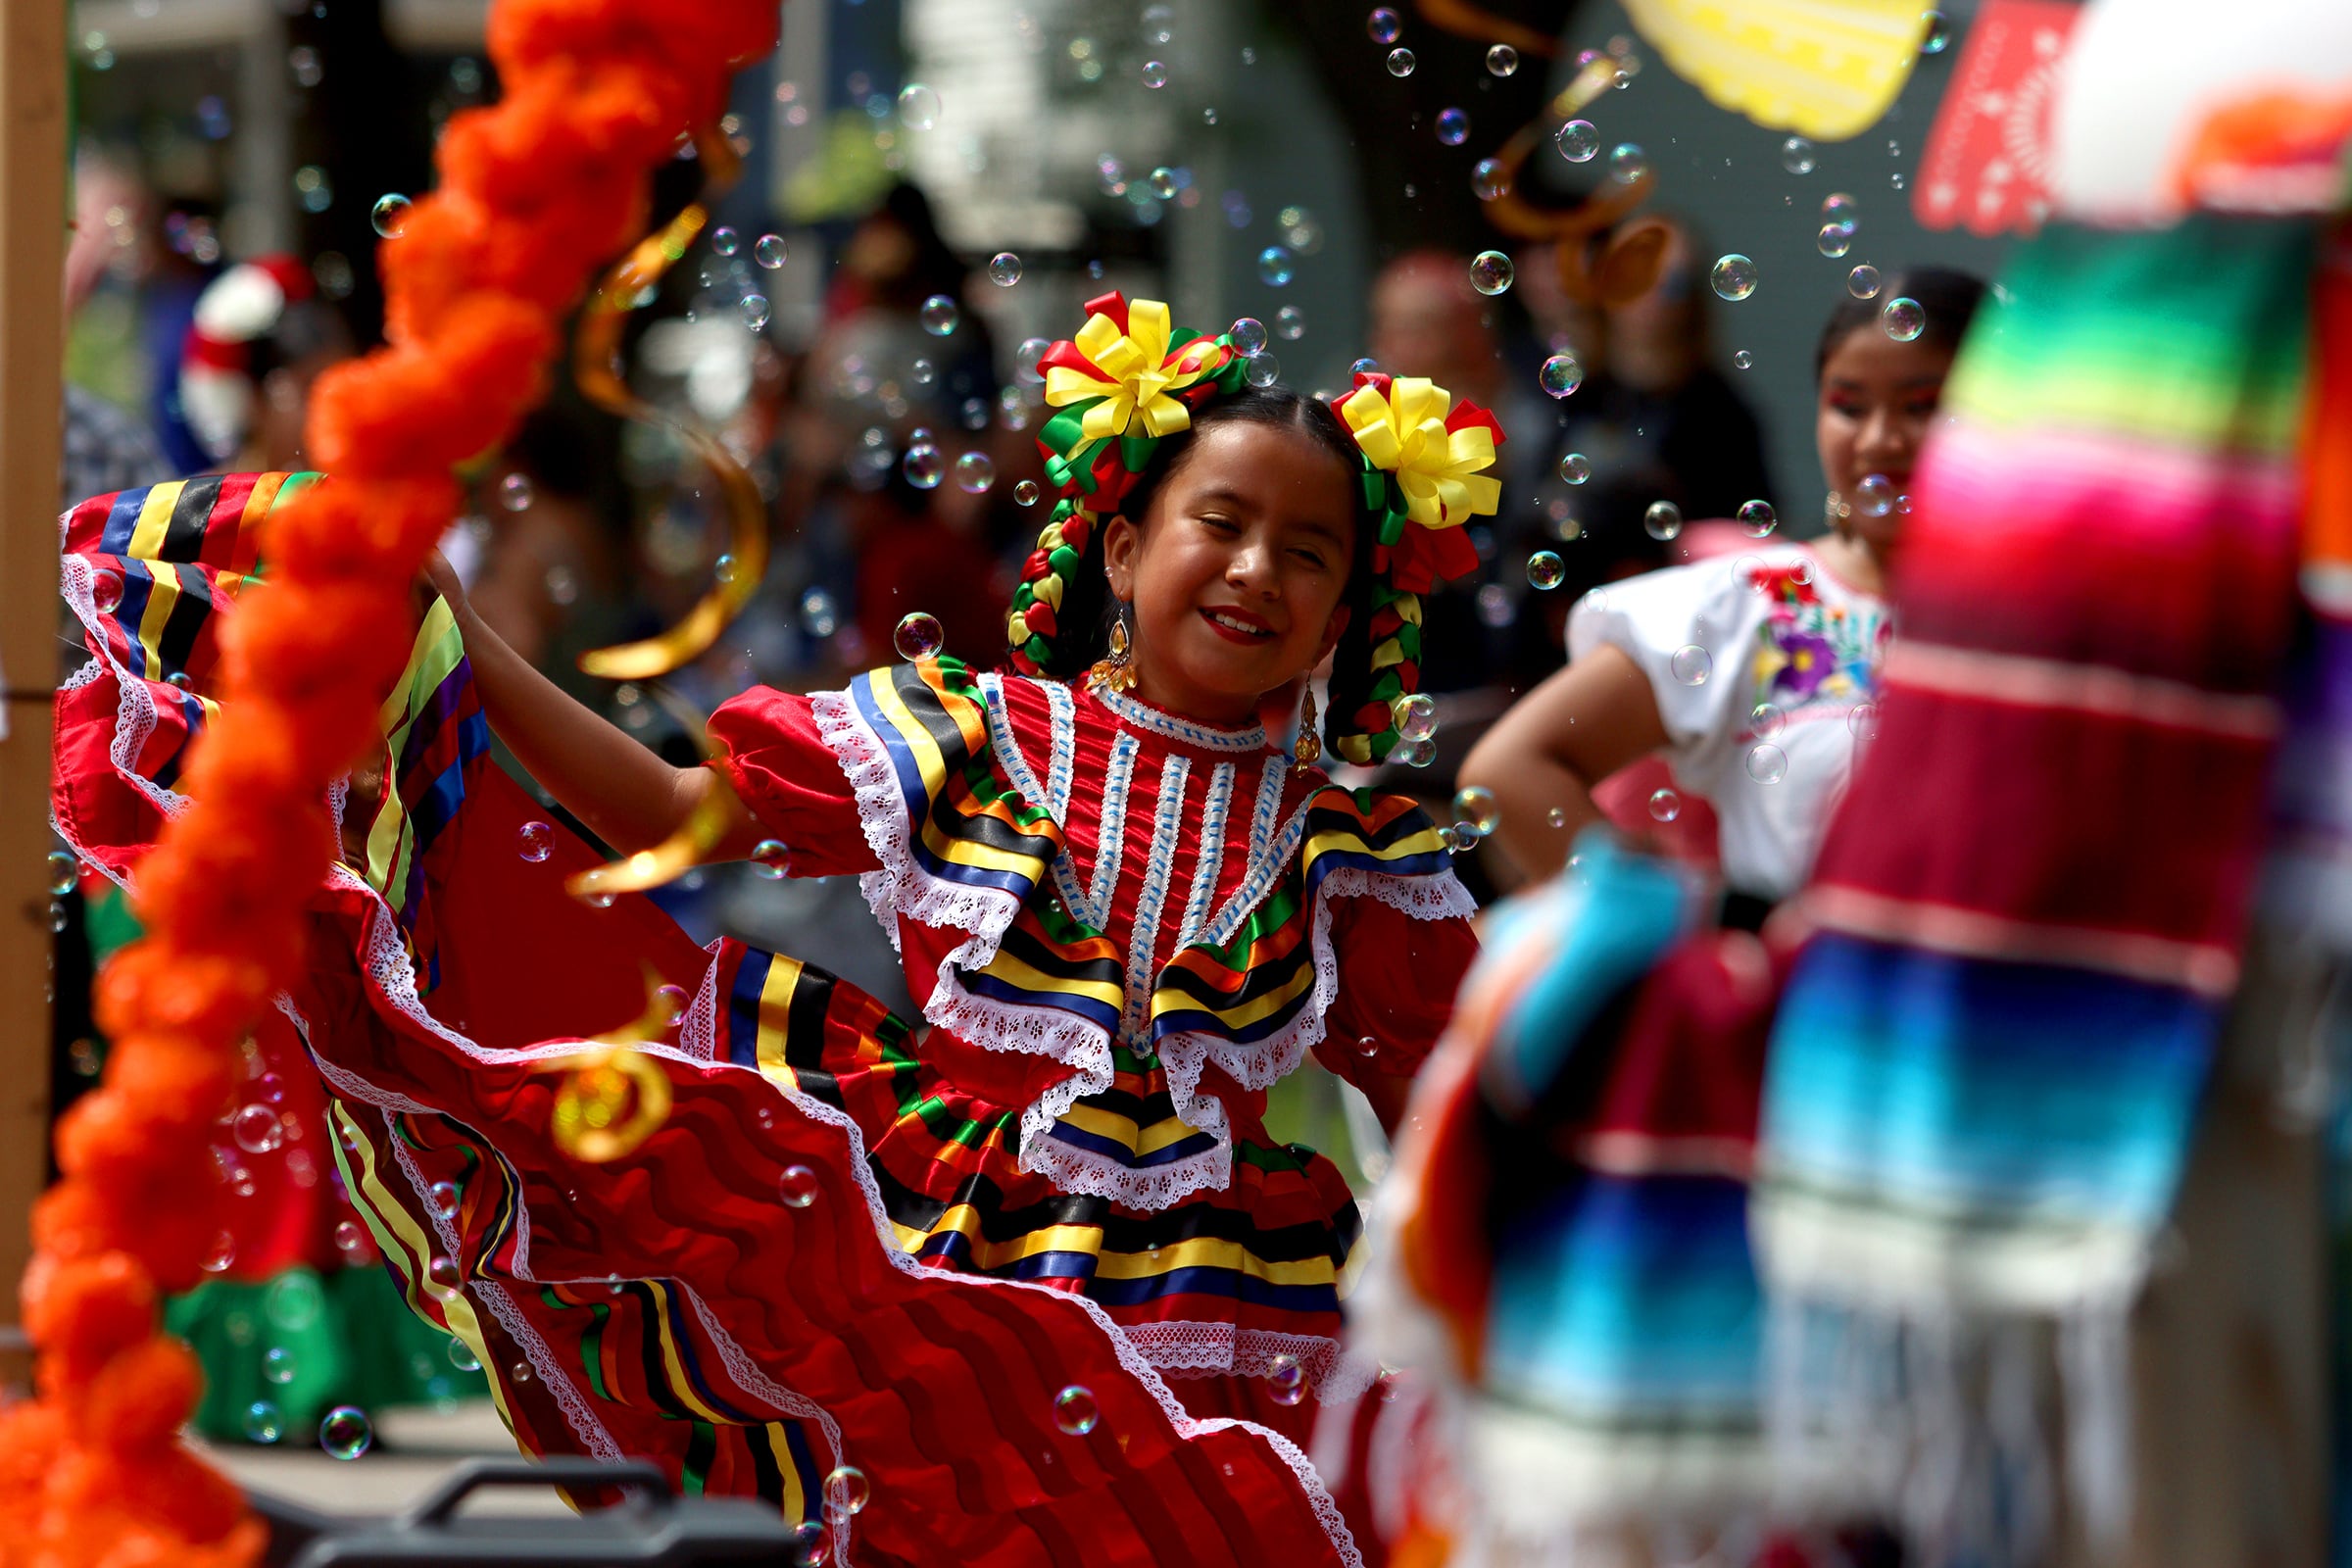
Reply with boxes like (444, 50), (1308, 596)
(417, 549), (470, 623)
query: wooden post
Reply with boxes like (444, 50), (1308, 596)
(0, 0), (68, 1383)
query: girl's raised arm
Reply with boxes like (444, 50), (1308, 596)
(1458, 644), (1668, 885)
(423, 554), (761, 861)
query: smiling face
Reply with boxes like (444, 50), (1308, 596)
(1102, 418), (1359, 728)
(1816, 324), (1958, 553)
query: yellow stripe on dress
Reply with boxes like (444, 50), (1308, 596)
(867, 668), (1047, 881)
(1056, 1099), (1213, 1159)
(970, 946), (1125, 1013)
(134, 564), (182, 683)
(754, 952), (806, 1092)
(761, 1422), (809, 1522)
(642, 1279), (734, 1425)
(125, 479), (186, 561)
(366, 603), (467, 904)
(323, 1101), (513, 1431)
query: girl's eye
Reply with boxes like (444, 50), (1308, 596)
(1199, 514), (1238, 533)
(1289, 548), (1327, 568)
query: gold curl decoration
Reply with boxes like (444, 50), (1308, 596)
(564, 684), (735, 900)
(534, 968), (680, 1163)
(573, 128), (770, 682)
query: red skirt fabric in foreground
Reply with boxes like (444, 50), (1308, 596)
(285, 767), (1360, 1567)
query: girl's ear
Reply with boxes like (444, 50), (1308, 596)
(1317, 603), (1351, 664)
(1102, 514), (1139, 602)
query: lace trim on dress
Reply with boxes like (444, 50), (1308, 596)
(1122, 1322), (1380, 1403)
(808, 687), (1028, 961)
(60, 551), (191, 825)
(1095, 684), (1270, 753)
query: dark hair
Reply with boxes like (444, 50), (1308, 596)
(1041, 385), (1381, 747)
(1814, 267), (1988, 380)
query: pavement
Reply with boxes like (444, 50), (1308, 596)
(200, 1398), (573, 1519)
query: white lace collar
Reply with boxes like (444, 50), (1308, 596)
(1091, 684), (1269, 754)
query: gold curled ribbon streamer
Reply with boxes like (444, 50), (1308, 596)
(533, 968), (678, 1163)
(564, 683), (735, 900)
(573, 127), (768, 681)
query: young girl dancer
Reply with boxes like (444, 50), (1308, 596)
(1462, 268), (1986, 906)
(53, 295), (1494, 1566)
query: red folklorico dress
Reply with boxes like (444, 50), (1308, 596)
(52, 471), (1479, 1568)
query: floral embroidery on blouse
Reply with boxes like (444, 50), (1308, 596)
(1742, 560), (1889, 713)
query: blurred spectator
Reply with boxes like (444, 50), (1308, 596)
(61, 156), (169, 508)
(178, 255), (353, 474)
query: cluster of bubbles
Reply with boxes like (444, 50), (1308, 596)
(1819, 192), (1859, 258)
(1446, 786), (1500, 854)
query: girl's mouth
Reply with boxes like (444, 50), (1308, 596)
(1200, 606), (1275, 644)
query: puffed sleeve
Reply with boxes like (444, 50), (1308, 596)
(707, 686), (881, 880)
(1315, 894), (1481, 1088)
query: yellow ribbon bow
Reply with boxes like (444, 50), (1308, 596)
(1044, 298), (1216, 441)
(1338, 377), (1502, 531)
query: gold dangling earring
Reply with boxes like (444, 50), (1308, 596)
(1089, 604), (1139, 695)
(1293, 684), (1321, 773)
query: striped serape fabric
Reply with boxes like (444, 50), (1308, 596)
(1756, 218), (2318, 1316)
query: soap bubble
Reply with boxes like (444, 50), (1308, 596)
(1709, 254), (1757, 301)
(1750, 701), (1787, 739)
(428, 1179), (460, 1218)
(369, 193), (412, 238)
(1015, 336), (1053, 382)
(1275, 305), (1305, 339)
(1054, 1385), (1101, 1435)
(1854, 473), (1897, 517)
(427, 1253), (461, 1291)
(825, 1464), (872, 1516)
(1148, 166), (1177, 199)
(1738, 500), (1777, 537)
(895, 612), (945, 662)
(1846, 265), (1882, 300)
(791, 1521), (831, 1568)
(1670, 645), (1711, 685)
(1257, 246), (1295, 286)
(1608, 143), (1648, 183)
(1268, 1352), (1306, 1404)
(1013, 479), (1042, 507)
(1140, 59), (1168, 88)
(1818, 221), (1855, 258)
(1643, 500), (1684, 541)
(1471, 159), (1510, 200)
(1452, 787), (1499, 836)
(1745, 744), (1788, 784)
(751, 840), (790, 878)
(334, 1219), (368, 1256)
(233, 1102), (285, 1154)
(448, 1338), (482, 1373)
(1396, 736), (1438, 767)
(903, 444), (944, 489)
(1822, 191), (1858, 222)
(46, 852), (75, 897)
(203, 1232), (236, 1273)
(1367, 7), (1402, 42)
(897, 83), (940, 130)
(1558, 452), (1592, 484)
(318, 1406), (373, 1460)
(1485, 44), (1519, 75)
(1647, 788), (1681, 823)
(1733, 349), (1754, 368)
(1850, 703), (1882, 741)
(262, 1345), (299, 1385)
(755, 233), (787, 269)
(1468, 251), (1514, 295)
(779, 1164), (820, 1208)
(1539, 354), (1583, 398)
(1526, 551), (1564, 590)
(1350, 356), (1381, 378)
(517, 820), (553, 862)
(1229, 316), (1268, 355)
(1386, 47), (1415, 76)
(498, 472), (533, 511)
(1556, 120), (1599, 162)
(1436, 108), (1469, 145)
(988, 252), (1022, 287)
(1244, 353), (1281, 387)
(711, 226), (740, 257)
(1394, 693), (1439, 741)
(243, 1400), (284, 1444)
(1881, 296), (1925, 341)
(1921, 8), (1952, 52)
(1782, 136), (1817, 174)
(918, 295), (959, 335)
(954, 453), (996, 493)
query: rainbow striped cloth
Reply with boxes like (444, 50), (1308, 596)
(1757, 217), (2317, 1318)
